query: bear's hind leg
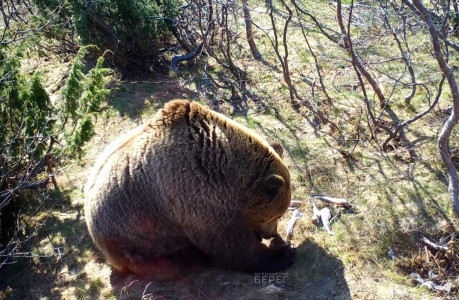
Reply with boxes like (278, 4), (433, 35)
(97, 237), (209, 280)
(123, 246), (210, 280)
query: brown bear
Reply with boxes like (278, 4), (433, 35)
(84, 100), (294, 280)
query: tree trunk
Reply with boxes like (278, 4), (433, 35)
(412, 0), (459, 217)
(242, 0), (262, 59)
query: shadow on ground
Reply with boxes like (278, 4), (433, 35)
(110, 239), (350, 300)
(0, 188), (102, 299)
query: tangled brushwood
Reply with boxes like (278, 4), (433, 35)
(396, 222), (459, 294)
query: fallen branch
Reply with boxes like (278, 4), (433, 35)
(16, 178), (50, 190)
(421, 236), (449, 251)
(312, 195), (352, 209)
(172, 17), (215, 72)
(171, 42), (204, 71)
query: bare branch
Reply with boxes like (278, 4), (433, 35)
(421, 236), (449, 251)
(410, 0), (459, 217)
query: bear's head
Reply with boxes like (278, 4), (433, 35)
(243, 143), (291, 240)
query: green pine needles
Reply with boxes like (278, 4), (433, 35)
(0, 45), (112, 199)
(61, 46), (112, 157)
(68, 0), (181, 73)
(0, 44), (112, 245)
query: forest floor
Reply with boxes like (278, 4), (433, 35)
(1, 51), (458, 300)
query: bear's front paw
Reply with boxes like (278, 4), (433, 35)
(274, 243), (295, 269)
(269, 234), (289, 249)
(262, 243), (295, 273)
(254, 232), (263, 242)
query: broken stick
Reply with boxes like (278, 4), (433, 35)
(421, 236), (449, 251)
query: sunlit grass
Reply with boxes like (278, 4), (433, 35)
(3, 1), (459, 299)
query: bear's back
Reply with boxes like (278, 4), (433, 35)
(84, 100), (284, 245)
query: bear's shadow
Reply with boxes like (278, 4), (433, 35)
(110, 239), (350, 300)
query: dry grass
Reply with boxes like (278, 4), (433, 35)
(1, 76), (455, 299)
(2, 1), (459, 299)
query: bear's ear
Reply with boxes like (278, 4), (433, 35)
(270, 142), (283, 158)
(262, 174), (285, 198)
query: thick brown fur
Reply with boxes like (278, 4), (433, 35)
(84, 100), (294, 280)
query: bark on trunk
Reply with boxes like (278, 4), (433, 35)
(242, 0), (262, 59)
(412, 0), (459, 217)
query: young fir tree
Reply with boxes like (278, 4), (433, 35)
(0, 45), (112, 245)
(60, 47), (112, 157)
